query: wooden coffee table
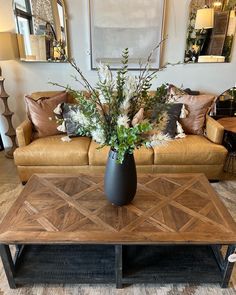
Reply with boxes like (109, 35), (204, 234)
(0, 173), (236, 289)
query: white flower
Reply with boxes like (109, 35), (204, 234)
(54, 103), (62, 115)
(117, 115), (130, 128)
(91, 116), (99, 125)
(98, 63), (112, 85)
(146, 133), (171, 148)
(124, 76), (137, 100)
(61, 136), (72, 142)
(57, 121), (66, 132)
(71, 109), (90, 128)
(91, 127), (106, 144)
(98, 90), (107, 104)
(120, 98), (131, 114)
(120, 76), (137, 113)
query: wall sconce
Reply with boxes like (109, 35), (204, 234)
(213, 1), (223, 11)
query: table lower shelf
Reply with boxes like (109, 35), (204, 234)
(12, 244), (223, 286)
(123, 245), (221, 284)
(15, 245), (115, 284)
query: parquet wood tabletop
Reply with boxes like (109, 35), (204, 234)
(0, 173), (236, 244)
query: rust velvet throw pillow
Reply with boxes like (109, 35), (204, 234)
(25, 91), (68, 138)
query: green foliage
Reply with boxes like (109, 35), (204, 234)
(110, 122), (152, 163)
(150, 84), (169, 108)
(50, 43), (170, 164)
(116, 48), (129, 103)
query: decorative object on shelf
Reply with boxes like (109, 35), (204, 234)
(0, 32), (19, 159)
(184, 0), (236, 63)
(198, 55), (225, 62)
(52, 43), (172, 205)
(89, 0), (166, 69)
(13, 0), (68, 62)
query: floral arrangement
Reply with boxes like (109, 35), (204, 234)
(53, 43), (171, 163)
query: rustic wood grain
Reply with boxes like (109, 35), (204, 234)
(0, 173), (236, 244)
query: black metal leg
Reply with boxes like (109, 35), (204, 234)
(221, 245), (236, 288)
(115, 245), (123, 289)
(211, 245), (224, 271)
(0, 244), (16, 289)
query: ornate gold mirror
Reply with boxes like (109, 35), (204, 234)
(13, 0), (68, 62)
(185, 0), (236, 63)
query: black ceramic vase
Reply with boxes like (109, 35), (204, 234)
(104, 149), (137, 206)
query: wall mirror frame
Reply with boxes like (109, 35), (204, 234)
(185, 0), (236, 64)
(13, 0), (69, 62)
(211, 86), (236, 119)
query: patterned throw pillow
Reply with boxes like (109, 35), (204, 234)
(152, 103), (184, 138)
(61, 103), (90, 137)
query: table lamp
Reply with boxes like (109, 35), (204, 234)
(194, 7), (214, 56)
(0, 32), (19, 158)
(195, 8), (214, 31)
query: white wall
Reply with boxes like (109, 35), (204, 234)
(0, 0), (235, 147)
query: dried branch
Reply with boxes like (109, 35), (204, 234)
(68, 58), (110, 125)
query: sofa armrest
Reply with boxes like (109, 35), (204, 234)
(16, 119), (33, 147)
(205, 115), (224, 144)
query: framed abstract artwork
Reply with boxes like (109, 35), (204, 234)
(89, 0), (166, 70)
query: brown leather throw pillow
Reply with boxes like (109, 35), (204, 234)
(25, 91), (68, 138)
(168, 86), (215, 135)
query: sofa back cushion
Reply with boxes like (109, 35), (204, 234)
(25, 91), (68, 138)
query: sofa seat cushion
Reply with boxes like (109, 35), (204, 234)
(153, 135), (227, 165)
(89, 141), (154, 165)
(14, 135), (91, 166)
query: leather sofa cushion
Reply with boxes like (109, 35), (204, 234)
(89, 141), (154, 165)
(14, 135), (91, 166)
(153, 135), (227, 165)
(14, 134), (227, 168)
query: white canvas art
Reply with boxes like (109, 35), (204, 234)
(89, 0), (166, 69)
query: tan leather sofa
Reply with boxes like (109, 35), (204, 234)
(14, 92), (228, 182)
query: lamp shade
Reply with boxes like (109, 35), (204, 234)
(195, 8), (214, 30)
(0, 32), (19, 61)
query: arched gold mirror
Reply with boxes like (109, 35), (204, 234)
(13, 0), (68, 62)
(185, 0), (236, 63)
